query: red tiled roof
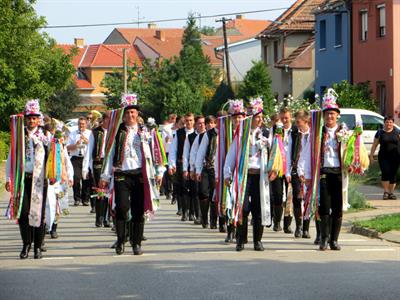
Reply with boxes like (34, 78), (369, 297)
(80, 44), (142, 67)
(276, 36), (315, 68)
(108, 28), (185, 44)
(225, 18), (272, 38)
(56, 44), (87, 68)
(259, 0), (325, 37)
(75, 76), (94, 90)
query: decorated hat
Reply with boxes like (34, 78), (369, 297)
(24, 99), (42, 117)
(121, 93), (139, 111)
(322, 88), (340, 114)
(227, 99), (246, 116)
(249, 97), (264, 116)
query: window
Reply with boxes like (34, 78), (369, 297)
(377, 4), (386, 37)
(361, 114), (384, 131)
(339, 114), (356, 130)
(263, 45), (268, 64)
(360, 10), (368, 41)
(320, 20), (327, 49)
(273, 41), (279, 63)
(335, 14), (342, 46)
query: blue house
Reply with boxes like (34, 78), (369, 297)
(314, 0), (351, 96)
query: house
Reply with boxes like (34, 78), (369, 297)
(214, 16), (272, 85)
(258, 0), (324, 101)
(352, 0), (400, 118)
(59, 38), (142, 112)
(314, 0), (351, 96)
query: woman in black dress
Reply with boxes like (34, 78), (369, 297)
(370, 116), (400, 199)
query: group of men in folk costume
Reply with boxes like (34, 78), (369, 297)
(5, 88), (369, 259)
(168, 89), (369, 252)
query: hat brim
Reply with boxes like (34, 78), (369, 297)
(230, 112), (246, 117)
(25, 113), (41, 117)
(124, 105), (140, 111)
(323, 108), (340, 114)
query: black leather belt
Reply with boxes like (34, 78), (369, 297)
(115, 169), (142, 176)
(321, 167), (341, 175)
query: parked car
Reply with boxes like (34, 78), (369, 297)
(339, 108), (400, 153)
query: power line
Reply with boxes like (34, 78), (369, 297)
(39, 7), (288, 29)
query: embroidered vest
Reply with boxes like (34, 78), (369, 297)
(205, 129), (218, 169)
(92, 126), (105, 163)
(176, 127), (186, 161)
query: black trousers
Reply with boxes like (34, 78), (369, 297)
(189, 178), (200, 219)
(92, 163), (109, 222)
(161, 154), (172, 197)
(71, 156), (90, 204)
(114, 172), (145, 223)
(291, 172), (303, 220)
(270, 176), (284, 207)
(18, 176), (47, 249)
(242, 174), (261, 221)
(198, 168), (218, 225)
(319, 172), (343, 218)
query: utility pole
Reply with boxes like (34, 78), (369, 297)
(216, 17), (232, 89)
(123, 48), (127, 94)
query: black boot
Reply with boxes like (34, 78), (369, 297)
(319, 215), (330, 251)
(132, 222), (144, 255)
(20, 244), (31, 259)
(293, 205), (302, 238)
(302, 219), (311, 239)
(236, 222), (245, 252)
(219, 217), (227, 233)
(34, 225), (44, 258)
(329, 218), (342, 251)
(50, 223), (58, 239)
(225, 224), (235, 243)
(115, 220), (126, 255)
(283, 216), (293, 234)
(209, 201), (217, 229)
(273, 206), (283, 232)
(199, 199), (209, 228)
(34, 247), (42, 259)
(253, 220), (264, 251)
(314, 219), (321, 245)
(243, 217), (249, 244)
(19, 222), (32, 259)
(95, 199), (104, 227)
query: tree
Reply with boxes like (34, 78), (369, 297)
(0, 0), (76, 130)
(163, 80), (203, 116)
(200, 26), (217, 36)
(238, 61), (274, 113)
(331, 80), (377, 111)
(204, 81), (234, 115)
(45, 81), (80, 120)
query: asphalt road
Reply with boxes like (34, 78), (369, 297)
(0, 195), (399, 300)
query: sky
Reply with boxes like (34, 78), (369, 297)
(34, 0), (297, 44)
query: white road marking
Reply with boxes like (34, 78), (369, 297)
(42, 257), (74, 260)
(354, 248), (396, 252)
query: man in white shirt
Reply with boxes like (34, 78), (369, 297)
(5, 99), (50, 259)
(183, 115), (206, 224)
(67, 117), (92, 207)
(286, 110), (311, 239)
(318, 95), (346, 251)
(168, 113), (195, 221)
(99, 93), (164, 256)
(83, 111), (110, 227)
(161, 114), (176, 200)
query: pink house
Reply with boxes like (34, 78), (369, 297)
(352, 0), (400, 119)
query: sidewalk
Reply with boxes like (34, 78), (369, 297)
(344, 200), (400, 244)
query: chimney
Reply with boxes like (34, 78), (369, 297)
(148, 23), (157, 29)
(155, 30), (166, 41)
(236, 14), (245, 20)
(74, 38), (85, 48)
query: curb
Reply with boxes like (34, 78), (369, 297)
(350, 225), (381, 239)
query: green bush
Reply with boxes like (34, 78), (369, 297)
(0, 131), (10, 161)
(348, 185), (370, 210)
